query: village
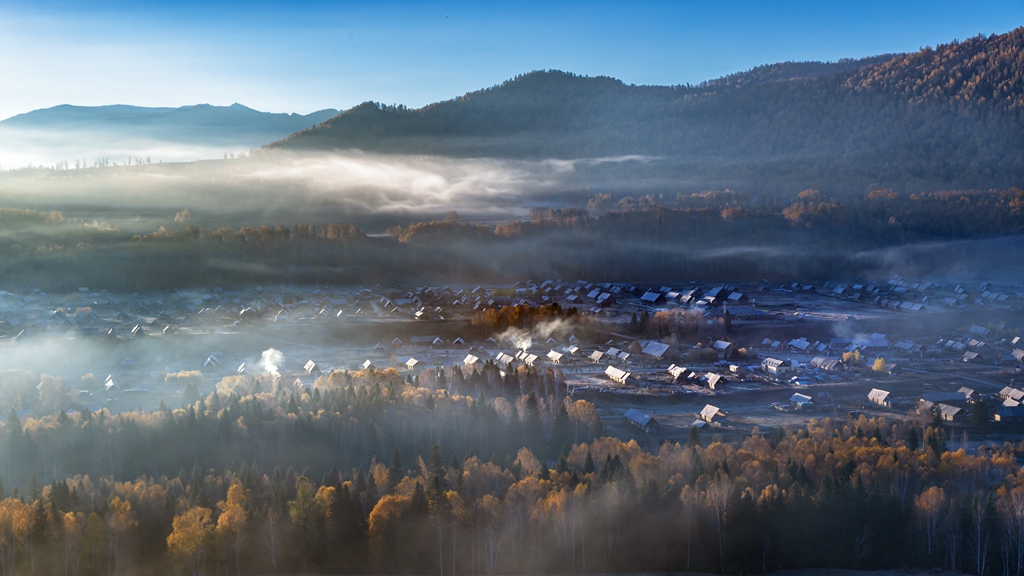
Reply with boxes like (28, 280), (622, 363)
(1, 274), (1023, 448)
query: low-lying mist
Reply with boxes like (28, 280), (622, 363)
(0, 150), (660, 227)
(0, 126), (251, 168)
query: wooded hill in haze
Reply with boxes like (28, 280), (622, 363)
(271, 28), (1024, 195)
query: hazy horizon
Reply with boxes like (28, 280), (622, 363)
(1, 0), (1021, 122)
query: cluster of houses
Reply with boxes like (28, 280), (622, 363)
(805, 275), (1024, 317)
(623, 402), (729, 434)
(878, 276), (1024, 311)
(0, 287), (203, 339)
(996, 386), (1024, 421)
(753, 323), (1022, 382)
(865, 384), (1024, 423)
(934, 328), (1024, 365)
(637, 285), (752, 310)
(5, 275), (1024, 422)
(0, 280), (642, 341)
(4, 274), (1023, 343)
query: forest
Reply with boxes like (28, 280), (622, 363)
(0, 359), (1021, 575)
(1, 187), (1023, 291)
(270, 29), (1024, 196)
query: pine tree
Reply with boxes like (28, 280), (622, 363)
(410, 481), (428, 513)
(688, 425), (703, 448)
(428, 445), (446, 487)
(908, 426), (920, 451)
(583, 450), (596, 474)
(556, 454), (569, 474)
(182, 382), (200, 407)
(388, 448), (403, 482)
(970, 401), (990, 425)
(538, 462), (550, 480)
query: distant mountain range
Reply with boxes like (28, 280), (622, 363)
(4, 28), (1023, 195)
(1, 103), (339, 147)
(270, 28), (1024, 194)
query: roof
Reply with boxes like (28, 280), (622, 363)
(762, 357), (786, 369)
(605, 366), (632, 383)
(868, 388), (890, 402)
(894, 340), (916, 351)
(998, 405), (1024, 418)
(464, 354), (480, 365)
(810, 356), (840, 370)
(712, 340), (732, 351)
(700, 404), (725, 420)
(641, 341), (671, 358)
(668, 364), (690, 379)
(938, 403), (963, 417)
(624, 408), (655, 427)
(788, 338), (810, 351)
(639, 292), (662, 303)
(1001, 387), (1024, 401)
(546, 350), (563, 362)
(790, 393), (813, 404)
(921, 391), (966, 403)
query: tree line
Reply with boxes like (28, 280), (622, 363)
(0, 361), (596, 502)
(1, 187), (1024, 291)
(1, 392), (1024, 575)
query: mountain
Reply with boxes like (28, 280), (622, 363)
(1, 103), (340, 147)
(270, 28), (1024, 195)
(701, 54), (897, 88)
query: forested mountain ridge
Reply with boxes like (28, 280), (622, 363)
(270, 28), (1024, 194)
(703, 53), (897, 88)
(847, 27), (1024, 111)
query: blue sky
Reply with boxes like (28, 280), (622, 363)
(0, 0), (1021, 120)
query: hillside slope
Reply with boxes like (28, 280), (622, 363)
(270, 28), (1024, 194)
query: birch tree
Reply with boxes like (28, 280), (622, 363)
(167, 507), (213, 576)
